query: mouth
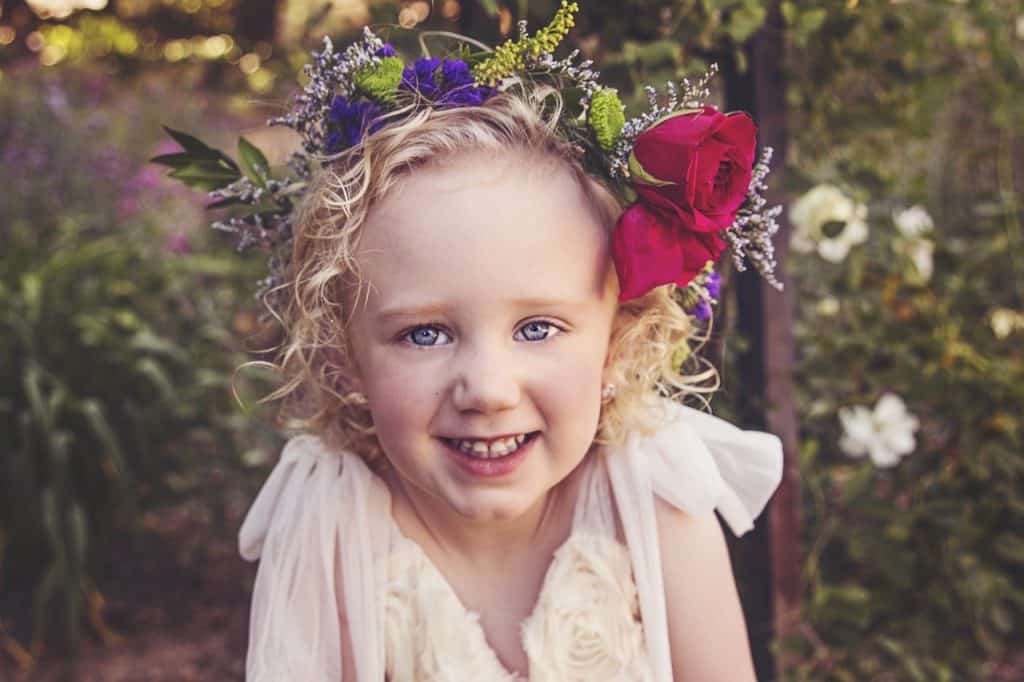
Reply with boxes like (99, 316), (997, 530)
(438, 431), (540, 477)
(439, 431), (541, 459)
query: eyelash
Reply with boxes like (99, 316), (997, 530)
(400, 320), (565, 348)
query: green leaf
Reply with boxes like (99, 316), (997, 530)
(68, 501), (88, 564)
(154, 126), (240, 173)
(150, 152), (199, 169)
(993, 534), (1024, 564)
(79, 400), (126, 479)
(726, 3), (767, 43)
(162, 127), (231, 163)
(136, 357), (176, 402)
(841, 462), (875, 502)
(237, 136), (270, 188)
(168, 162), (241, 191)
(478, 0), (500, 17)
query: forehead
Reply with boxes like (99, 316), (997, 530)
(355, 151), (614, 312)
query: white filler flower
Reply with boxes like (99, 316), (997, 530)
(838, 393), (920, 468)
(893, 205), (935, 238)
(790, 184), (869, 263)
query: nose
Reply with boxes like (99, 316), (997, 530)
(450, 340), (521, 414)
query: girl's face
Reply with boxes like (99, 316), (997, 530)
(348, 150), (619, 525)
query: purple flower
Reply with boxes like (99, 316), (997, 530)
(325, 96), (384, 152)
(400, 57), (442, 99)
(375, 44), (395, 57)
(440, 59), (474, 89)
(400, 57), (496, 107)
(165, 232), (192, 255)
(705, 271), (721, 299)
(693, 299), (711, 321)
(438, 59), (497, 106)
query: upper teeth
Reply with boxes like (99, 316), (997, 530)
(450, 434), (528, 458)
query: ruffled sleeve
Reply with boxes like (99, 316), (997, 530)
(604, 398), (783, 682)
(238, 435), (390, 682)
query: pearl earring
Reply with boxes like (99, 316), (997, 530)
(601, 382), (617, 401)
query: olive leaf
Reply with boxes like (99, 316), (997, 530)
(237, 136), (271, 188)
(150, 126), (241, 191)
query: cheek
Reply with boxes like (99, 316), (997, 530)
(359, 352), (441, 439)
(534, 344), (606, 435)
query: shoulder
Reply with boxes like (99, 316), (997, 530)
(654, 498), (758, 682)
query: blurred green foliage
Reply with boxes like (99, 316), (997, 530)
(777, 0), (1024, 679)
(0, 66), (276, 659)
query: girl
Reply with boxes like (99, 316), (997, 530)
(171, 6), (784, 680)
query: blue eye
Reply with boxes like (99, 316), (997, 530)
(516, 320), (561, 342)
(405, 325), (452, 347)
(402, 320), (562, 347)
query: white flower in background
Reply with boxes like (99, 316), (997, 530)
(893, 205), (934, 238)
(892, 205), (936, 284)
(838, 393), (920, 468)
(816, 296), (840, 316)
(989, 308), (1024, 339)
(790, 184), (869, 263)
(904, 238), (935, 282)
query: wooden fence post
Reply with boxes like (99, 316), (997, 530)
(722, 3), (803, 680)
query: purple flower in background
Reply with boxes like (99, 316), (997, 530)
(400, 57), (442, 99)
(165, 231), (192, 255)
(375, 44), (395, 57)
(325, 96), (384, 153)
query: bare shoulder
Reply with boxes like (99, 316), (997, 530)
(654, 497), (758, 682)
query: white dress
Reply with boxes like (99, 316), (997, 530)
(238, 399), (784, 682)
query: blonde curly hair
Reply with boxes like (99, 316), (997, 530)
(263, 87), (717, 469)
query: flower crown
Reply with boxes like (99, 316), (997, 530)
(154, 1), (782, 319)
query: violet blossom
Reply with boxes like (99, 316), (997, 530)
(324, 96), (384, 153)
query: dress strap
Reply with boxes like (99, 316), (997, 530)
(238, 435), (389, 682)
(571, 453), (618, 538)
(605, 398), (784, 682)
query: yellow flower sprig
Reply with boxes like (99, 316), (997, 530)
(472, 1), (579, 85)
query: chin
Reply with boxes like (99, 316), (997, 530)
(447, 490), (540, 523)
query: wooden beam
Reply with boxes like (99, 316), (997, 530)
(722, 3), (803, 680)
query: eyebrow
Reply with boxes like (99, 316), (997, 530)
(375, 298), (588, 321)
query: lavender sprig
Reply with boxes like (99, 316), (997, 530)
(607, 63), (719, 178)
(722, 147), (784, 290)
(270, 28), (387, 156)
(527, 48), (602, 99)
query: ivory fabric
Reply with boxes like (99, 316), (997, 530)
(238, 398), (784, 681)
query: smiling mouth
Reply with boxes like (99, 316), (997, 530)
(440, 431), (540, 459)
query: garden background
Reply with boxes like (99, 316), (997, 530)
(1, 0), (1022, 680)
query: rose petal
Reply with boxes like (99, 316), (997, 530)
(715, 113), (758, 167)
(630, 107), (723, 184)
(613, 202), (724, 301)
(639, 185), (736, 233)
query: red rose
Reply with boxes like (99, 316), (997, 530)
(612, 106), (757, 301)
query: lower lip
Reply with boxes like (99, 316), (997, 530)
(439, 434), (537, 478)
